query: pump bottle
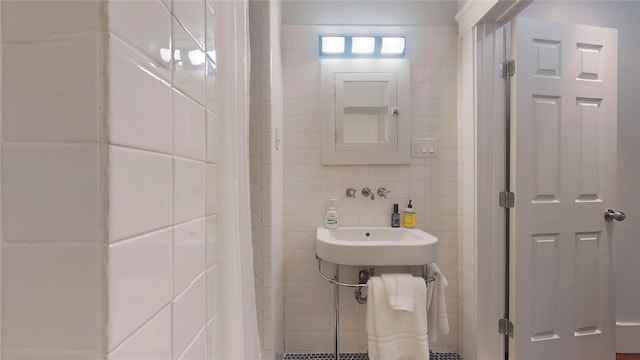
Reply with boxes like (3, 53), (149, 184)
(325, 199), (339, 229)
(402, 200), (416, 228)
(391, 203), (401, 227)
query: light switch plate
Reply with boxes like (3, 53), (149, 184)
(412, 138), (437, 158)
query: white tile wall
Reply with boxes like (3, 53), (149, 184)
(2, 0), (226, 359)
(108, 306), (172, 360)
(173, 89), (207, 161)
(2, 1), (100, 43)
(173, 218), (206, 294)
(206, 265), (219, 319)
(107, 1), (220, 360)
(205, 1), (216, 53)
(206, 110), (219, 162)
(206, 321), (218, 360)
(2, 244), (102, 350)
(173, 157), (206, 224)
(3, 33), (100, 142)
(2, 143), (101, 244)
(1, 1), (104, 357)
(206, 215), (219, 267)
(206, 164), (218, 214)
(179, 327), (207, 360)
(173, 18), (207, 106)
(249, 0), (267, 352)
(108, 228), (172, 350)
(249, 1), (285, 359)
(109, 37), (171, 153)
(108, 0), (171, 67)
(0, 350), (104, 360)
(173, 273), (206, 359)
(206, 59), (218, 111)
(109, 146), (172, 242)
(282, 25), (459, 354)
(173, 0), (205, 48)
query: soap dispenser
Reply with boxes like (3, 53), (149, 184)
(325, 199), (339, 229)
(403, 200), (416, 228)
(391, 203), (401, 228)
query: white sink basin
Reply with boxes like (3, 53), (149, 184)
(316, 227), (438, 266)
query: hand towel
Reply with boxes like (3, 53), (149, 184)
(366, 276), (429, 360)
(426, 263), (450, 342)
(381, 273), (417, 312)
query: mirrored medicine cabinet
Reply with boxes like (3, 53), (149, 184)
(321, 59), (411, 165)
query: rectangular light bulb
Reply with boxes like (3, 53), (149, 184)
(351, 37), (375, 54)
(321, 37), (345, 54)
(381, 37), (405, 54)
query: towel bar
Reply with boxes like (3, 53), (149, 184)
(316, 254), (437, 288)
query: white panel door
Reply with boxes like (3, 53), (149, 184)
(510, 17), (618, 360)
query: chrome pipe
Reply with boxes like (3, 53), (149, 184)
(354, 287), (367, 304)
(333, 264), (340, 360)
(317, 255), (366, 288)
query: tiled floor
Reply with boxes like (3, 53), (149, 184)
(284, 353), (640, 360)
(284, 352), (463, 360)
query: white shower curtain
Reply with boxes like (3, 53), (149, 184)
(215, 0), (262, 359)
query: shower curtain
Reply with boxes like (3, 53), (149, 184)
(215, 0), (262, 359)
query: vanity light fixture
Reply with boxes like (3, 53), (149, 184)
(319, 36), (406, 58)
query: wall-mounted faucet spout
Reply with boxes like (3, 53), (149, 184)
(361, 187), (374, 200)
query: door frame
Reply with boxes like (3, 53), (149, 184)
(456, 1), (530, 359)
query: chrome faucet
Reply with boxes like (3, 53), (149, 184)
(377, 187), (391, 198)
(345, 187), (357, 198)
(361, 187), (374, 200)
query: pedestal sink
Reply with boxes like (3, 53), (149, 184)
(316, 226), (438, 266)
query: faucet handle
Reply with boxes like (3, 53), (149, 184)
(377, 187), (391, 198)
(346, 187), (357, 198)
(361, 187), (374, 200)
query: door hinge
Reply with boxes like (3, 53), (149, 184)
(500, 60), (515, 78)
(498, 318), (514, 337)
(499, 191), (515, 208)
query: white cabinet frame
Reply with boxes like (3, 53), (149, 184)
(321, 59), (410, 165)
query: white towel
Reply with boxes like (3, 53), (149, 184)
(366, 276), (429, 360)
(381, 273), (416, 312)
(426, 263), (449, 342)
